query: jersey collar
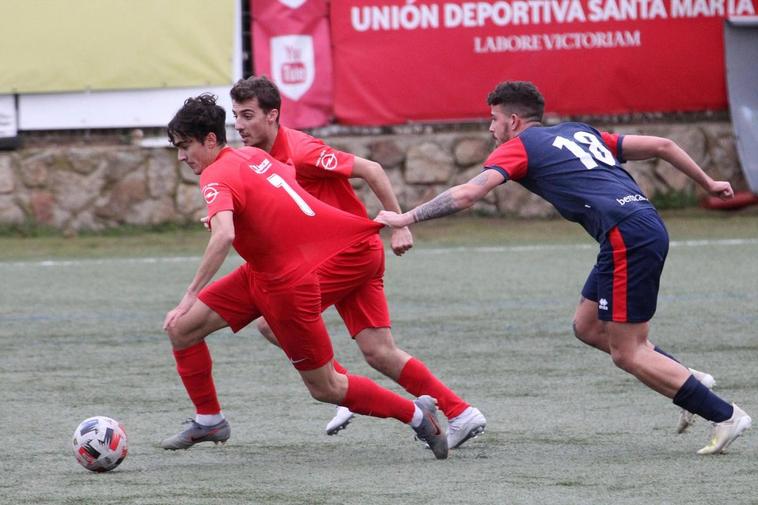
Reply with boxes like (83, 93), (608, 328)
(269, 126), (291, 164)
(214, 145), (234, 161)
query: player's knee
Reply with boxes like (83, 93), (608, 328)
(573, 319), (595, 345)
(355, 328), (398, 372)
(610, 348), (636, 372)
(572, 319), (585, 341)
(361, 345), (396, 375)
(303, 380), (340, 403)
(361, 346), (384, 370)
(166, 326), (199, 350)
(573, 319), (607, 351)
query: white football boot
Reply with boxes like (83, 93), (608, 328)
(447, 406), (487, 449)
(325, 406), (355, 435)
(697, 404), (752, 455)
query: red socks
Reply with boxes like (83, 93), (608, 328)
(398, 358), (468, 419)
(332, 358), (348, 375)
(171, 345), (459, 424)
(342, 374), (415, 423)
(173, 342), (221, 415)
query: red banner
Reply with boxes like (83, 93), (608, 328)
(331, 1), (757, 125)
(252, 0), (333, 128)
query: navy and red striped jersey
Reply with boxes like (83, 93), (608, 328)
(483, 122), (656, 241)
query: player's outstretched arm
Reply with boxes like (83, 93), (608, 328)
(622, 135), (734, 200)
(352, 156), (413, 255)
(376, 169), (504, 228)
(163, 210), (235, 330)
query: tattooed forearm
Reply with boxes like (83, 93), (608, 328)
(411, 190), (460, 223)
(469, 172), (490, 186)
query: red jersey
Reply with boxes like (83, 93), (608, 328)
(269, 126), (368, 218)
(199, 147), (382, 291)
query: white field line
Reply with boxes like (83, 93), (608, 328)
(2, 238), (757, 268)
(414, 237), (758, 255)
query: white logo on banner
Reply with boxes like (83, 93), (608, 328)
(271, 35), (315, 101)
(277, 0), (306, 8)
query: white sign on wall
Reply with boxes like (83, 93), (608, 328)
(0, 95), (17, 138)
(18, 87), (239, 131)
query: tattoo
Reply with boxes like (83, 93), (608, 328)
(412, 190), (459, 223)
(470, 172), (489, 187)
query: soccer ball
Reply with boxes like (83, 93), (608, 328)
(72, 416), (128, 472)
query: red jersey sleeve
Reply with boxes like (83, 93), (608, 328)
(482, 137), (529, 181)
(200, 167), (238, 221)
(288, 131), (355, 180)
(600, 131), (625, 162)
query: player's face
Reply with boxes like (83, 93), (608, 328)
(232, 98), (277, 150)
(489, 105), (517, 144)
(174, 134), (214, 175)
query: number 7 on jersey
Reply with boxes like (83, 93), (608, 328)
(266, 173), (316, 216)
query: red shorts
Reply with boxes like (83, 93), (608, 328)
(199, 268), (333, 371)
(199, 237), (390, 336)
(198, 262), (261, 333)
(317, 235), (391, 336)
(197, 236), (390, 369)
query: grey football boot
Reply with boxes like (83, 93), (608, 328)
(412, 395), (448, 460)
(160, 419), (230, 450)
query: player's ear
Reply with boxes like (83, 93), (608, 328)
(204, 132), (218, 149)
(509, 113), (518, 129)
(268, 108), (280, 124)
(513, 112), (526, 130)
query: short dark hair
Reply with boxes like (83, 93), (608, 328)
(487, 81), (545, 122)
(230, 75), (281, 119)
(167, 93), (226, 145)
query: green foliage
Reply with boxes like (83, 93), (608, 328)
(0, 221), (61, 238)
(0, 221), (201, 238)
(650, 190), (699, 210)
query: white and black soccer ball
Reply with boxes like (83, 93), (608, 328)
(72, 416), (128, 472)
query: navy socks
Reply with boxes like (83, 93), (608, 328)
(653, 346), (680, 363)
(673, 375), (733, 423)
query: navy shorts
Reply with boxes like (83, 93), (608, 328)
(581, 210), (669, 323)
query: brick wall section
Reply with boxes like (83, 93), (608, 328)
(0, 121), (745, 232)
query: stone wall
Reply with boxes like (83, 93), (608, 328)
(0, 121), (745, 232)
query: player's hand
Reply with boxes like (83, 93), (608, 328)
(375, 210), (410, 228)
(162, 292), (197, 331)
(200, 216), (211, 231)
(707, 180), (734, 200)
(390, 226), (413, 256)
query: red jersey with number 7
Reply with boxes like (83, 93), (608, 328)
(199, 147), (382, 291)
(269, 126), (367, 218)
